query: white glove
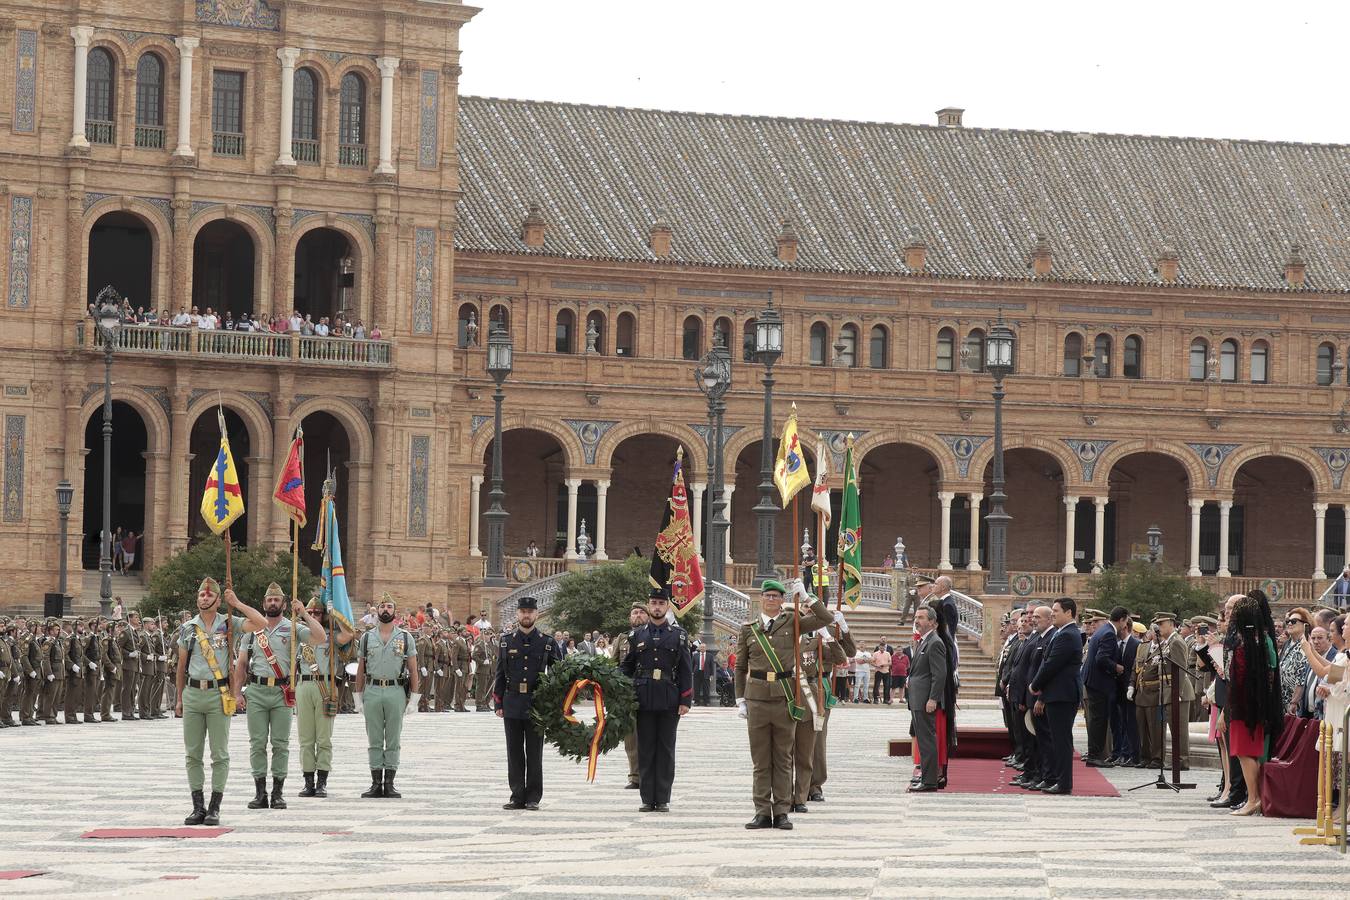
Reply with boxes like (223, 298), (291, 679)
(159, 655), (167, 662)
(455, 669), (463, 678)
(1126, 686), (1135, 701)
(0, 671), (6, 681)
(89, 662), (98, 670)
(29, 670), (36, 678)
(819, 629), (835, 644)
(790, 579), (811, 604)
(73, 664), (81, 674)
(470, 661), (478, 675)
(435, 669), (444, 677)
(407, 691), (422, 710)
(129, 651), (139, 659)
(736, 697), (748, 719)
(353, 691), (364, 713)
(47, 674), (55, 682)
(832, 610), (849, 633)
(420, 667), (427, 677)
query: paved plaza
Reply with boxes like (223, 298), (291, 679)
(0, 704), (1342, 898)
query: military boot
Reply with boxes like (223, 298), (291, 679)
(314, 770), (329, 798)
(270, 777), (287, 810)
(361, 769), (384, 798)
(298, 772), (316, 798)
(204, 792), (223, 826)
(183, 790), (206, 826)
(247, 776), (269, 809)
(383, 769), (401, 799)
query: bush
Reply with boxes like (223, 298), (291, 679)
(548, 554), (701, 640)
(141, 540), (319, 619)
(1087, 559), (1221, 624)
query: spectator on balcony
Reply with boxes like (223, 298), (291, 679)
(237, 313), (255, 332)
(352, 321), (366, 340)
(172, 307), (190, 327)
(331, 318), (345, 338)
(315, 317), (330, 338)
(288, 310), (303, 333)
(157, 311), (170, 327)
(222, 312), (235, 330)
(369, 323), (382, 340)
(525, 540), (540, 558)
(300, 314), (315, 336)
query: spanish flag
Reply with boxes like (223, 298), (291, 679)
(200, 409), (245, 536)
(773, 403), (812, 508)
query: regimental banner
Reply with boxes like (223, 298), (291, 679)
(650, 448), (705, 615)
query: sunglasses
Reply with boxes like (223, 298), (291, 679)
(1285, 618), (1306, 626)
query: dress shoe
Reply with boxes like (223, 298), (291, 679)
(639, 804), (656, 813)
(907, 784), (939, 793)
(1083, 758), (1111, 768)
(1042, 784), (1071, 795)
(790, 803), (808, 813)
(1010, 776), (1032, 788)
(523, 802), (539, 811)
(502, 801), (525, 810)
(772, 814), (793, 830)
(1206, 790), (1224, 802)
(1230, 800), (1262, 817)
(1031, 780), (1055, 791)
(624, 782), (640, 790)
(807, 789), (824, 802)
(1010, 761), (1026, 771)
(654, 803), (669, 812)
(744, 814), (773, 829)
(1208, 796), (1232, 808)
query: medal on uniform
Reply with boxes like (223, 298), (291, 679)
(519, 681), (528, 693)
(652, 668), (663, 680)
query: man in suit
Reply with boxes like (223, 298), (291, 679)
(1111, 621), (1144, 765)
(1030, 598), (1083, 794)
(930, 577), (960, 669)
(1082, 606), (1128, 766)
(906, 605), (951, 792)
(692, 640), (716, 706)
(1011, 605), (1055, 789)
(1000, 610), (1034, 768)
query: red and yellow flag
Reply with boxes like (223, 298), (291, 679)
(650, 447), (705, 615)
(272, 428), (306, 528)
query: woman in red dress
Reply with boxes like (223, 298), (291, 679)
(1224, 594), (1281, 816)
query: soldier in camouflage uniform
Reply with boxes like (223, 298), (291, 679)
(612, 602), (649, 788)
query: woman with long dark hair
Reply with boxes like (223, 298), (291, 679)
(1224, 594), (1282, 816)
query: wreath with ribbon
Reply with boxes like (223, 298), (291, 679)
(531, 654), (637, 781)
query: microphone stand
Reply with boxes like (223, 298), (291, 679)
(1129, 637), (1203, 792)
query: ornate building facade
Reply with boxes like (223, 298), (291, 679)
(2, 1), (1348, 615)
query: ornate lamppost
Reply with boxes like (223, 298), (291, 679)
(1147, 524), (1163, 565)
(483, 323), (513, 586)
(695, 332), (732, 650)
(751, 299), (783, 586)
(56, 480), (74, 609)
(93, 289), (122, 616)
(983, 311), (1016, 595)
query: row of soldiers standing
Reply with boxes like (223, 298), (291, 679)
(412, 623), (498, 713)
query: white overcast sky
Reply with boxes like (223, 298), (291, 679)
(458, 0), (1348, 145)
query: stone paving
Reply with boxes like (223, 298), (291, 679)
(0, 703), (1343, 897)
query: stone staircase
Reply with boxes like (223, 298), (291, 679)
(840, 607), (1000, 700)
(3, 570), (148, 619)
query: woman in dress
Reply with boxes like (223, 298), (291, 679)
(1225, 594), (1282, 816)
(1278, 607), (1312, 715)
(1299, 614), (1349, 822)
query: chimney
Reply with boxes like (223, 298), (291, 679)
(1156, 247), (1180, 283)
(1030, 233), (1053, 277)
(649, 212), (672, 258)
(520, 202), (546, 248)
(1284, 244), (1306, 287)
(776, 218), (798, 264)
(936, 107), (964, 128)
(904, 237), (927, 272)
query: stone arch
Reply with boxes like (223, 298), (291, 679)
(968, 433), (1081, 490)
(1219, 443), (1330, 495)
(1094, 438), (1205, 492)
(595, 418), (707, 475)
(184, 391), (273, 462)
(184, 205), (274, 314)
(469, 413), (583, 473)
(288, 397), (373, 465)
(82, 197), (172, 312)
(77, 386), (171, 457)
(722, 425), (763, 470)
(853, 428), (958, 484)
(283, 215), (374, 324)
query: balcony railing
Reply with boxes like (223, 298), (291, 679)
(86, 120), (115, 145)
(292, 138), (319, 164)
(134, 124), (164, 149)
(79, 323), (391, 368)
(212, 132), (245, 157)
(338, 143), (367, 167)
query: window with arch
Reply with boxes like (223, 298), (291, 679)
(936, 327), (955, 371)
(616, 311), (636, 357)
(1063, 332), (1083, 376)
(292, 67), (319, 163)
(964, 328), (985, 372)
(1189, 338), (1209, 381)
(133, 53), (164, 148)
(1250, 340), (1269, 384)
(1093, 333), (1112, 378)
(555, 309), (575, 354)
(456, 302), (480, 349)
(838, 323), (860, 367)
(586, 312), (606, 354)
(869, 324), (888, 369)
(1317, 342), (1336, 386)
(488, 303), (510, 331)
(681, 316), (702, 360)
(338, 72), (367, 167)
(713, 316), (733, 351)
(86, 47), (116, 145)
(810, 321), (830, 366)
(1219, 339), (1239, 382)
(1123, 334), (1142, 379)
(742, 318), (757, 362)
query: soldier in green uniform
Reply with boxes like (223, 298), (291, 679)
(81, 619), (103, 722)
(232, 582), (327, 811)
(805, 611), (857, 804)
(452, 626), (471, 712)
(473, 626), (496, 711)
(176, 576), (267, 826)
(1155, 611), (1196, 769)
(0, 618), (12, 726)
(147, 617), (169, 719)
(612, 602), (649, 788)
(734, 579), (833, 830)
(415, 625), (433, 713)
(63, 618), (87, 724)
(101, 620), (123, 723)
(137, 617), (156, 718)
(432, 627), (451, 712)
(296, 596), (354, 799)
(354, 594), (420, 798)
(1132, 624), (1163, 768)
(41, 618), (65, 724)
(118, 612), (141, 719)
(22, 619), (46, 725)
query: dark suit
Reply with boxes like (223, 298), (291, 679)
(1014, 627), (1054, 783)
(906, 630), (951, 788)
(933, 594), (960, 667)
(1081, 622), (1120, 761)
(1032, 622), (1083, 791)
(1000, 634), (1032, 761)
(1113, 635), (1141, 761)
(692, 648), (715, 706)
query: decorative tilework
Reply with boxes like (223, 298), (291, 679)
(938, 433), (989, 479)
(4, 414), (25, 522)
(413, 227), (435, 335)
(471, 415), (492, 434)
(8, 196), (33, 309)
(1314, 447), (1350, 491)
(408, 435), (430, 537)
(340, 213), (375, 244)
(562, 420), (618, 465)
(689, 424), (745, 454)
(455, 274), (518, 286)
(418, 69), (440, 169)
(1062, 438), (1116, 483)
(82, 192), (115, 214)
(554, 279), (646, 294)
(195, 0), (280, 31)
(677, 287), (770, 300)
(138, 386), (171, 421)
(3, 385), (28, 397)
(805, 295), (896, 307)
(933, 300), (1028, 311)
(818, 429), (870, 472)
(409, 406), (432, 419)
(1186, 442), (1240, 488)
(115, 30), (154, 45)
(13, 29), (37, 134)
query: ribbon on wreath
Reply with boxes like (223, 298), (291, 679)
(561, 678), (607, 782)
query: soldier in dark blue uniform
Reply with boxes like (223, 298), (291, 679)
(621, 589), (693, 812)
(494, 596), (560, 811)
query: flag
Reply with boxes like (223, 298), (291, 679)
(837, 434), (863, 609)
(810, 437), (831, 527)
(773, 402), (811, 508)
(272, 428), (306, 528)
(650, 448), (705, 616)
(199, 409), (245, 536)
(317, 481), (355, 632)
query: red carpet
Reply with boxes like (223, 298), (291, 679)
(920, 753), (1121, 798)
(82, 828), (233, 839)
(0, 871), (47, 881)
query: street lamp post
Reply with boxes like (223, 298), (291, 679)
(483, 323), (514, 587)
(695, 332), (732, 650)
(983, 311), (1017, 595)
(751, 299), (783, 586)
(56, 481), (74, 606)
(1147, 524), (1163, 565)
(93, 289), (123, 617)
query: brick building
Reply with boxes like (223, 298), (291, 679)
(2, 1), (1348, 616)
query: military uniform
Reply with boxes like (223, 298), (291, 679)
(415, 631), (433, 712)
(451, 629), (471, 711)
(801, 622), (855, 804)
(734, 581), (833, 828)
(295, 599), (350, 799)
(494, 600), (561, 809)
(63, 624), (87, 723)
(148, 624), (169, 718)
(620, 611), (693, 811)
(433, 632), (452, 712)
(1133, 635), (1163, 767)
(118, 618), (141, 719)
(1158, 616), (1196, 768)
(20, 623), (44, 725)
(611, 619), (642, 787)
(239, 600), (314, 810)
(137, 624), (156, 717)
(101, 625), (122, 722)
(0, 620), (13, 726)
(472, 632), (495, 711)
(82, 623), (103, 722)
(357, 615), (417, 798)
(41, 620), (65, 723)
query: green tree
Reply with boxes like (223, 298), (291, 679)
(548, 554), (701, 639)
(1087, 560), (1221, 624)
(140, 540), (319, 619)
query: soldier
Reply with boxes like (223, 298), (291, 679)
(621, 590), (693, 812)
(612, 602), (649, 789)
(82, 619), (103, 722)
(472, 626), (496, 711)
(495, 596), (561, 810)
(415, 625), (433, 713)
(149, 616), (170, 719)
(0, 618), (12, 726)
(101, 620), (123, 723)
(19, 619), (43, 726)
(1132, 623), (1163, 768)
(354, 593), (420, 799)
(138, 616), (157, 718)
(432, 627), (452, 712)
(296, 597), (355, 799)
(803, 608), (856, 805)
(63, 618), (88, 724)
(734, 579), (833, 830)
(41, 618), (65, 724)
(1155, 611), (1196, 769)
(233, 582), (328, 811)
(176, 576), (267, 827)
(119, 612), (142, 719)
(451, 626), (471, 712)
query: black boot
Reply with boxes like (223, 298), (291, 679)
(361, 769), (384, 798)
(298, 772), (316, 798)
(315, 770), (329, 798)
(270, 777), (287, 810)
(383, 769), (401, 799)
(247, 776), (269, 809)
(183, 790), (206, 826)
(204, 792), (222, 826)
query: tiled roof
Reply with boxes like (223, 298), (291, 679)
(455, 96), (1350, 292)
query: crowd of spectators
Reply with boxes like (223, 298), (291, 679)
(93, 300), (382, 340)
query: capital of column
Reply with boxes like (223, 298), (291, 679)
(596, 479), (610, 492)
(174, 36), (199, 56)
(276, 46), (300, 68)
(1063, 495), (1079, 509)
(1188, 499), (1205, 512)
(968, 492), (983, 503)
(564, 477), (581, 490)
(1219, 499), (1232, 512)
(1093, 496), (1108, 508)
(71, 25), (94, 48)
(1313, 502), (1329, 516)
(376, 56), (400, 78)
(937, 491), (954, 504)
(692, 482), (706, 493)
(470, 474), (483, 487)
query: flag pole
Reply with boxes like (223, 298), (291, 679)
(289, 516), (298, 688)
(793, 488), (802, 711)
(223, 527), (233, 693)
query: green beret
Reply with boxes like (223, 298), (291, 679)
(761, 579), (787, 596)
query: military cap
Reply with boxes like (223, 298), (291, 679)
(197, 576), (221, 596)
(379, 591), (396, 605)
(1084, 608), (1108, 620)
(264, 582), (286, 600)
(761, 579), (787, 596)
(306, 597), (323, 612)
(1190, 615), (1218, 627)
(45, 617), (59, 627)
(1132, 621), (1147, 635)
(1151, 611), (1176, 625)
(630, 601), (648, 612)
(517, 596), (538, 610)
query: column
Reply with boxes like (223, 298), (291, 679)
(723, 483), (735, 565)
(1187, 499), (1203, 577)
(468, 475), (483, 556)
(1343, 503), (1350, 578)
(69, 26), (95, 149)
(173, 37), (198, 157)
(691, 482), (706, 554)
(1062, 495), (1078, 574)
(1092, 497), (1108, 574)
(275, 47), (300, 167)
(1313, 502), (1328, 580)
(1217, 500), (1232, 578)
(966, 493), (983, 571)
(937, 491), (954, 571)
(166, 389), (190, 553)
(374, 56), (400, 175)
(594, 479), (610, 561)
(564, 477), (580, 560)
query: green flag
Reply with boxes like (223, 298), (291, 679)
(837, 435), (862, 609)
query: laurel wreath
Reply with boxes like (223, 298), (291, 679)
(531, 654), (637, 765)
